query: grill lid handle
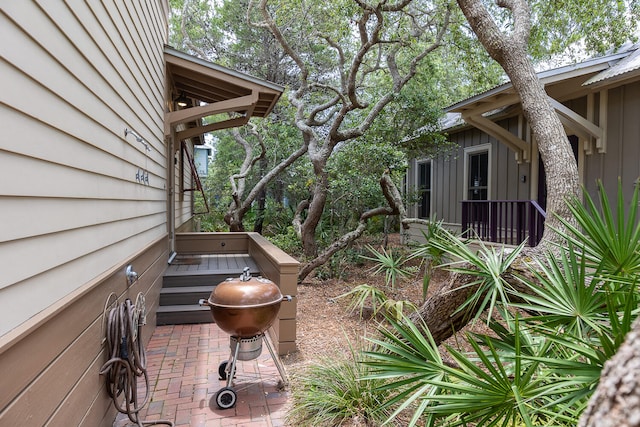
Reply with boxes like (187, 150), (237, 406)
(240, 266), (251, 282)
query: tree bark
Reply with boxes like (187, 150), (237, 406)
(578, 318), (640, 427)
(300, 169), (330, 257)
(253, 155), (268, 234)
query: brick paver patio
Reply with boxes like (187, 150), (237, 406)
(116, 323), (290, 427)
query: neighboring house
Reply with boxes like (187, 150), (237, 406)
(0, 2), (296, 426)
(405, 42), (640, 245)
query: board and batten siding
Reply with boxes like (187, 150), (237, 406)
(583, 81), (640, 203)
(405, 117), (529, 242)
(1, 1), (170, 426)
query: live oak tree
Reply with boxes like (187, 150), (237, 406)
(247, 0), (453, 278)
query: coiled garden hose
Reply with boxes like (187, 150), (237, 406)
(100, 298), (174, 427)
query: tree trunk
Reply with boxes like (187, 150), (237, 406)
(456, 0), (579, 253)
(579, 318), (640, 427)
(406, 0), (583, 351)
(253, 156), (268, 234)
(300, 169), (330, 257)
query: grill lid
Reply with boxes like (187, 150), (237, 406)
(208, 267), (283, 308)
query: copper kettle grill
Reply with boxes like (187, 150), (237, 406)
(199, 267), (291, 409)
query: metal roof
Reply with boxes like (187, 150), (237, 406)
(583, 44), (640, 86)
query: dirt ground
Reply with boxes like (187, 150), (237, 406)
(281, 234), (450, 371)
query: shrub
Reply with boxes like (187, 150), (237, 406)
(286, 341), (393, 427)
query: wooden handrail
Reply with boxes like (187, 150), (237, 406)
(181, 140), (210, 214)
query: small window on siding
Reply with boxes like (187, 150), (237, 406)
(418, 161), (431, 218)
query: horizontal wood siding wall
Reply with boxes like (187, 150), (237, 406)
(0, 1), (169, 426)
(0, 237), (168, 427)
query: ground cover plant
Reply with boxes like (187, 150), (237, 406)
(287, 180), (640, 426)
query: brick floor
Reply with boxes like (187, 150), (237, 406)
(115, 324), (290, 427)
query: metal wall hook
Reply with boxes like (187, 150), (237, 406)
(124, 128), (151, 152)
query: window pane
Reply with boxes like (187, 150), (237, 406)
(468, 151), (488, 200)
(418, 162), (431, 218)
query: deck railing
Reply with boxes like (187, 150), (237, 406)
(461, 200), (546, 247)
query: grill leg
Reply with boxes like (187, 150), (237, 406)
(263, 333), (288, 386)
(226, 338), (241, 388)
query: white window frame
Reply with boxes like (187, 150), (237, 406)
(463, 144), (492, 201)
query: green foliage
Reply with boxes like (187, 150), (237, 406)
(528, 0), (639, 59)
(286, 340), (392, 427)
(409, 218), (451, 300)
(337, 284), (418, 321)
(265, 226), (302, 255)
(337, 284), (390, 320)
(363, 314), (447, 427)
(360, 245), (413, 289)
(322, 141), (408, 238)
(359, 178), (640, 426)
(428, 227), (527, 322)
(556, 179), (640, 284)
(513, 246), (606, 339)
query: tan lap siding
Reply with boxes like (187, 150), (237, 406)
(0, 237), (168, 426)
(0, 1), (167, 334)
(0, 0), (169, 425)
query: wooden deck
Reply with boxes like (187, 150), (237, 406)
(169, 232), (300, 355)
(165, 253), (260, 277)
(158, 253), (261, 325)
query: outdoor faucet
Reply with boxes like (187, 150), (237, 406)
(125, 265), (138, 285)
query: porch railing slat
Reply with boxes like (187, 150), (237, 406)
(460, 200), (546, 247)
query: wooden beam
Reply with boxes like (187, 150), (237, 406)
(176, 116), (250, 141)
(548, 97), (604, 151)
(455, 93), (520, 116)
(463, 114), (530, 162)
(597, 90), (607, 153)
(164, 92), (258, 135)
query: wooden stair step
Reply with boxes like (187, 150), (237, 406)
(162, 268), (260, 288)
(159, 285), (215, 306)
(156, 304), (213, 325)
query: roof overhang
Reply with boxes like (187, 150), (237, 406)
(164, 46), (284, 139)
(446, 52), (628, 116)
(441, 51), (634, 161)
